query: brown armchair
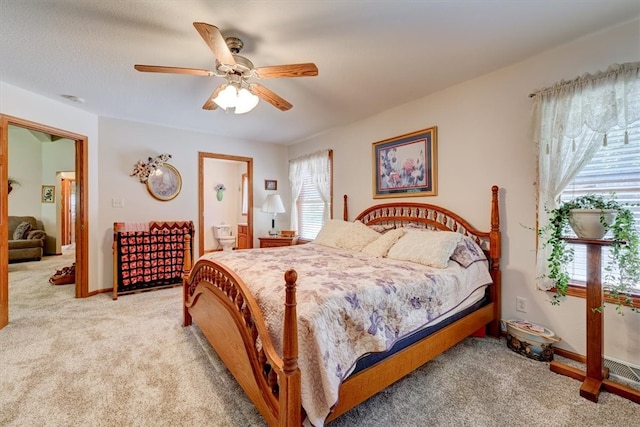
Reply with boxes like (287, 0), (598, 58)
(8, 216), (46, 262)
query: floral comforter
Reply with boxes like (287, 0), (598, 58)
(202, 243), (492, 426)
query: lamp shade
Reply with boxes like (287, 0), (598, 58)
(261, 194), (285, 214)
(213, 84), (237, 110)
(212, 84), (259, 114)
(235, 88), (260, 114)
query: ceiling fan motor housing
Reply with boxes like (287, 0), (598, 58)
(217, 54), (254, 75)
(225, 37), (244, 54)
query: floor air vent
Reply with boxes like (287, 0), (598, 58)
(604, 357), (640, 386)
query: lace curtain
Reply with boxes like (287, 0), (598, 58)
(533, 62), (640, 289)
(288, 149), (331, 233)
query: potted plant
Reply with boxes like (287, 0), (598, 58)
(538, 193), (640, 313)
(8, 177), (20, 194)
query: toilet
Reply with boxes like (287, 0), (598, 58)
(213, 224), (236, 251)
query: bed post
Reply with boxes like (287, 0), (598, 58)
(280, 269), (302, 427)
(489, 185), (501, 337)
(343, 194), (348, 221)
(112, 225), (119, 300)
(182, 234), (193, 327)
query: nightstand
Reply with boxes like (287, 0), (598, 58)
(258, 236), (298, 248)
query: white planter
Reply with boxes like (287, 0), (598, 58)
(568, 209), (617, 239)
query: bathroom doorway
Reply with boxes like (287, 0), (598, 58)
(198, 152), (253, 256)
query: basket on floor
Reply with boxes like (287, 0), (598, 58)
(503, 319), (560, 362)
(49, 263), (76, 285)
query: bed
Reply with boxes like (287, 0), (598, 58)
(182, 185), (501, 426)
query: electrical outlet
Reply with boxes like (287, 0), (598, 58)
(112, 197), (124, 208)
(516, 296), (527, 313)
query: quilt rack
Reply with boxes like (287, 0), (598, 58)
(112, 220), (194, 300)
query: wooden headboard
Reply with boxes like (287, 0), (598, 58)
(343, 185), (502, 336)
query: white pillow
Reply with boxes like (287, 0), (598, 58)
(361, 228), (405, 257)
(335, 220), (382, 251)
(313, 219), (355, 248)
(387, 229), (463, 268)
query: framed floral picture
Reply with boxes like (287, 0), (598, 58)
(42, 185), (55, 203)
(372, 126), (437, 198)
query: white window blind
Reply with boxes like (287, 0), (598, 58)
(296, 155), (332, 240)
(560, 122), (640, 293)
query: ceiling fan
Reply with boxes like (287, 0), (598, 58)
(134, 22), (318, 114)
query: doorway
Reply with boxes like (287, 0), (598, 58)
(1, 115), (89, 329)
(198, 152), (253, 256)
(60, 175), (76, 246)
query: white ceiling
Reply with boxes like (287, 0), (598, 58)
(1, 1), (639, 145)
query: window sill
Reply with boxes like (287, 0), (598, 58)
(552, 283), (640, 311)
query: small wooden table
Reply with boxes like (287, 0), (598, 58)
(259, 236), (298, 248)
(549, 237), (640, 404)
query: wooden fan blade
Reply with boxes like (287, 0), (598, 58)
(254, 63), (318, 79)
(193, 22), (236, 65)
(249, 83), (293, 111)
(202, 85), (225, 110)
(134, 65), (214, 76)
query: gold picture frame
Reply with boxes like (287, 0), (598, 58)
(41, 185), (55, 203)
(372, 126), (437, 198)
(146, 163), (182, 201)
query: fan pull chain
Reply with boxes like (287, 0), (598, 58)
(572, 139), (576, 152)
(602, 133), (608, 146)
(624, 130), (629, 145)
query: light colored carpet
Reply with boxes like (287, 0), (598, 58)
(1, 252), (637, 426)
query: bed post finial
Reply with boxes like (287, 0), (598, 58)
(281, 269), (301, 426)
(183, 234), (192, 275)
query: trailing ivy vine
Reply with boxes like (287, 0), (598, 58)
(538, 193), (640, 314)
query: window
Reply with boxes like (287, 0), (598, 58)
(289, 150), (333, 240)
(533, 62), (640, 298)
(560, 123), (640, 293)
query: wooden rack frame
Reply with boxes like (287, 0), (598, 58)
(112, 221), (193, 300)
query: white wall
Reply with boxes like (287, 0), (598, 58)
(289, 19), (640, 364)
(8, 127), (42, 217)
(97, 117), (289, 289)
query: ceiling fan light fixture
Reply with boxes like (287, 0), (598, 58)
(213, 84), (237, 110)
(213, 82), (259, 114)
(234, 88), (259, 114)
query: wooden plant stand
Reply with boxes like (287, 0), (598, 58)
(549, 237), (640, 404)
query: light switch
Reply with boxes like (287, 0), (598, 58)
(112, 198), (124, 208)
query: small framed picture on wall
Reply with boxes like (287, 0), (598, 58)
(265, 180), (277, 191)
(42, 185), (55, 203)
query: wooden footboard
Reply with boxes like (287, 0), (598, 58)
(182, 238), (302, 426)
(182, 185), (502, 426)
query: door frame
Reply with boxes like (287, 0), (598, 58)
(0, 115), (89, 329)
(198, 152), (253, 256)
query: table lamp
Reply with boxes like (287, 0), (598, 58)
(261, 194), (286, 235)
